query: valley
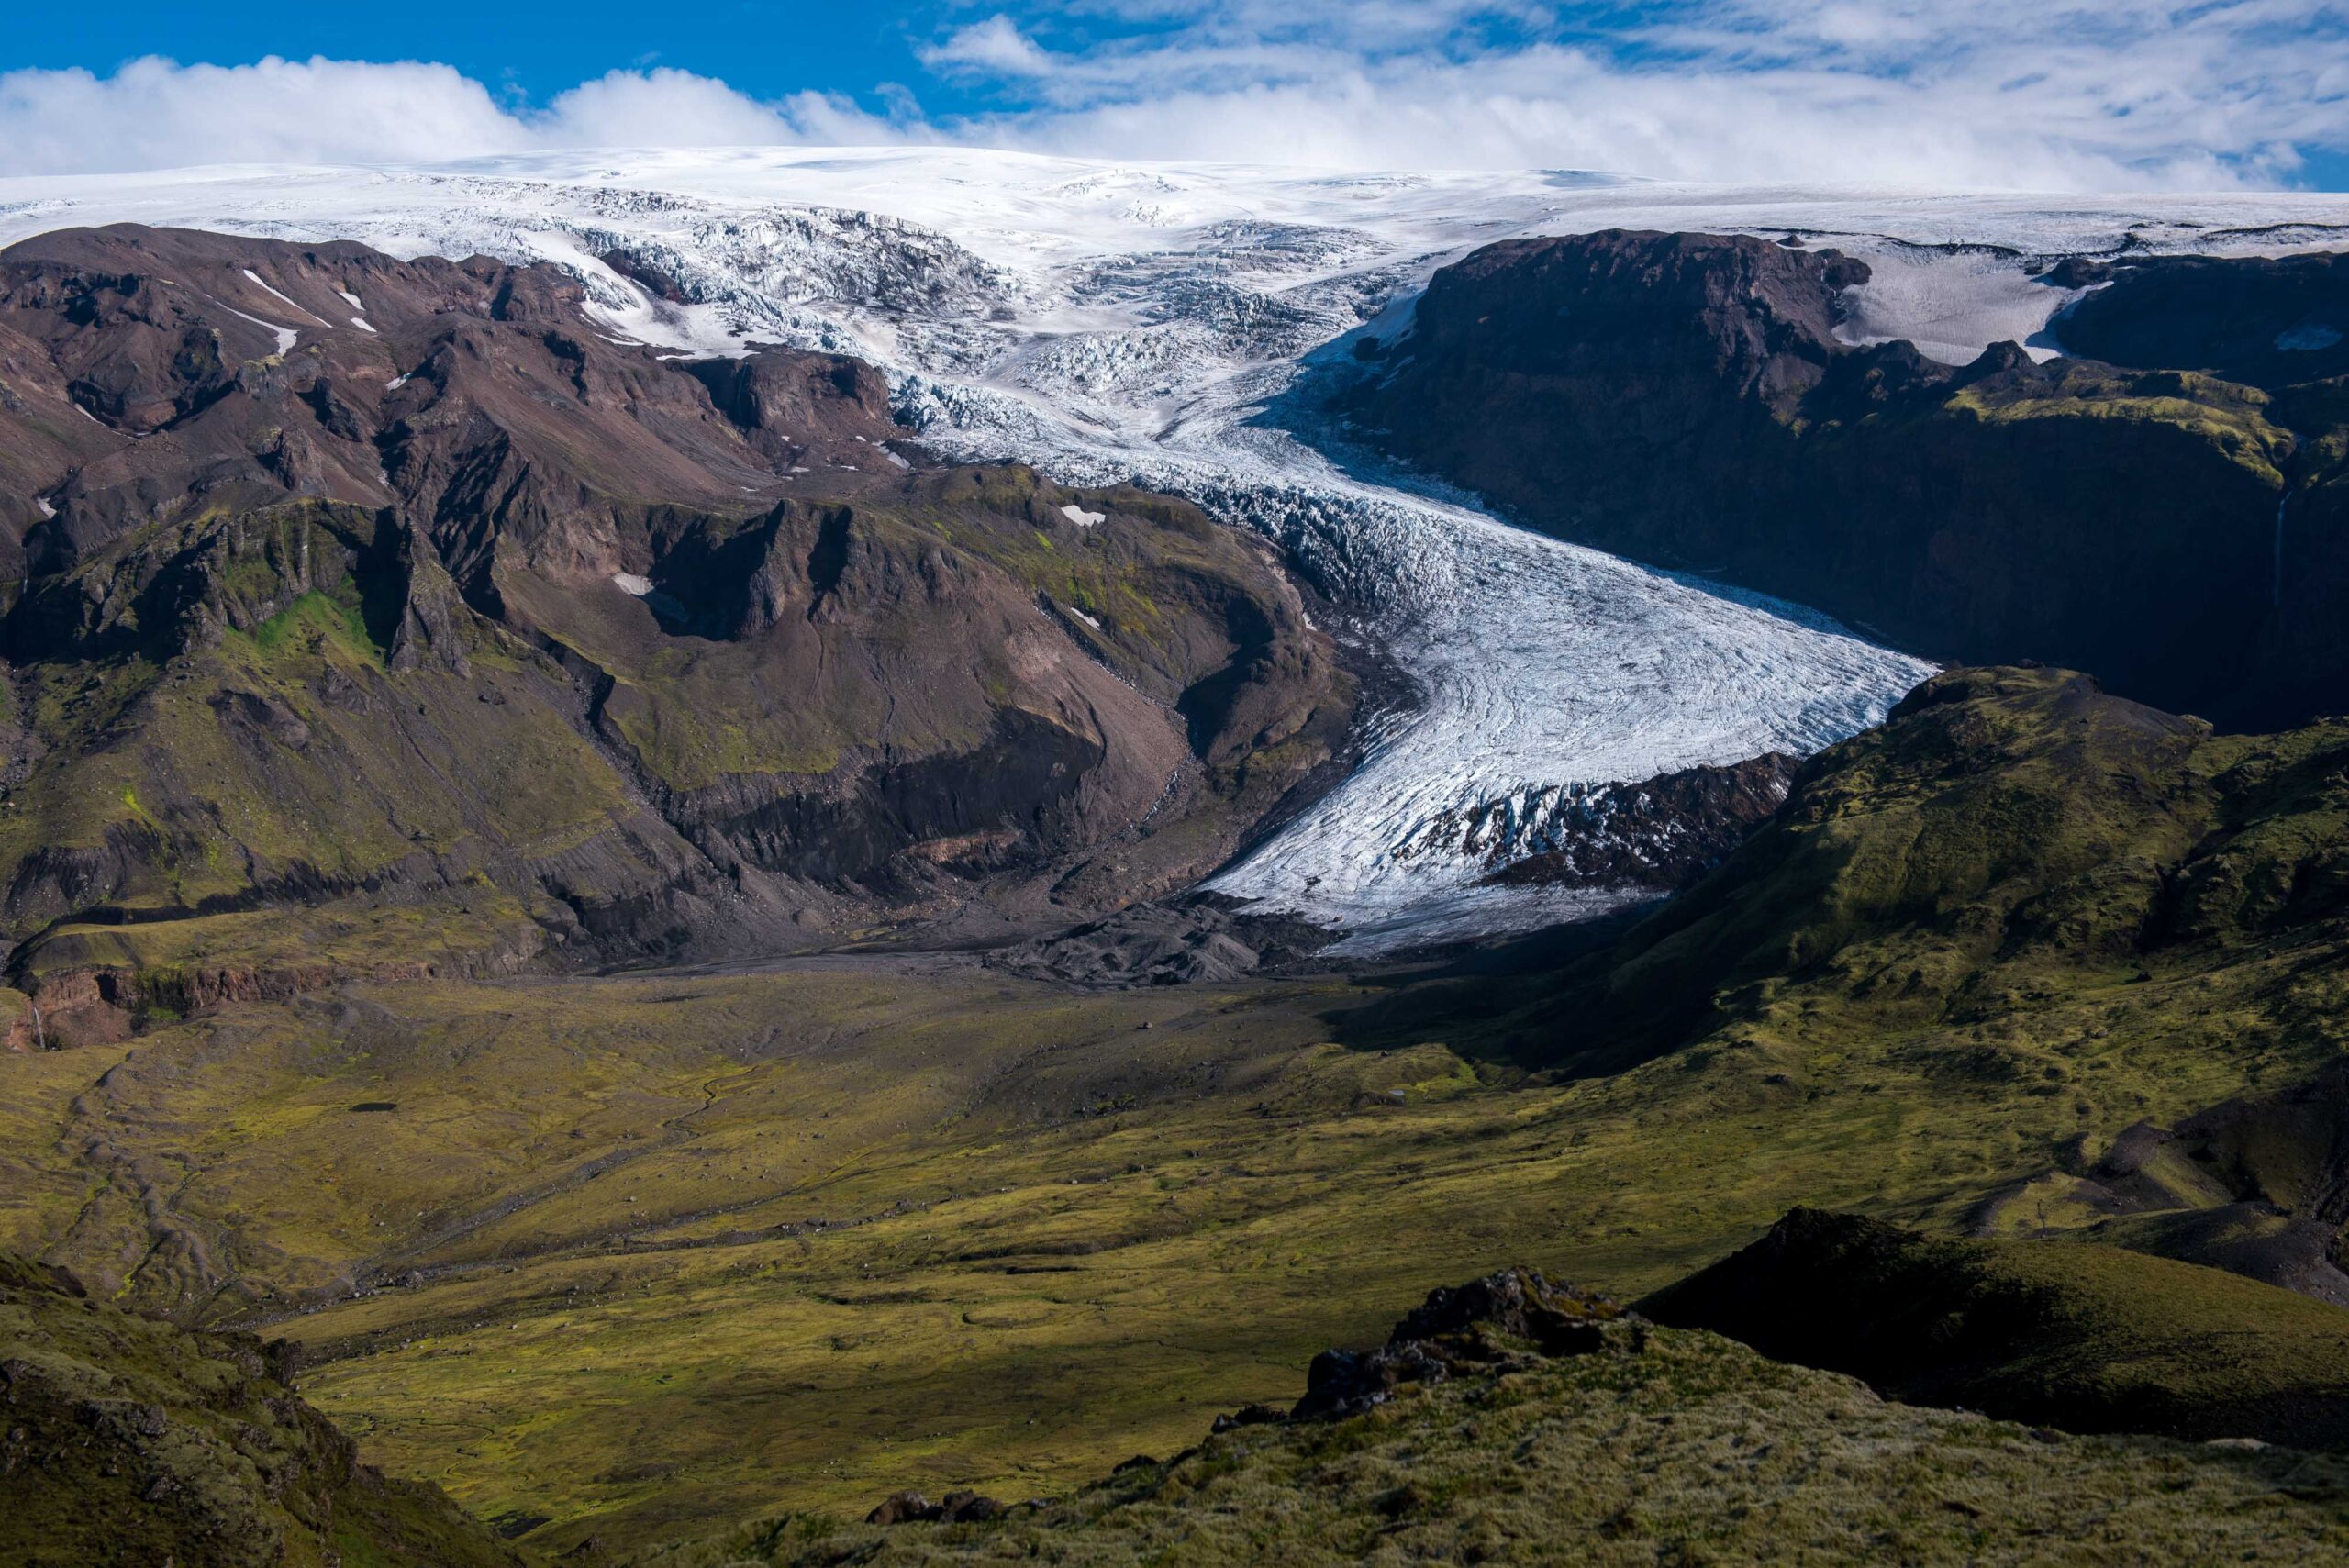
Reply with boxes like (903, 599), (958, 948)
(0, 150), (2345, 1566)
(8, 657), (2348, 1556)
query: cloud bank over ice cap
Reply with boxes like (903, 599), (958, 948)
(1, 1), (2343, 188)
(0, 58), (903, 174)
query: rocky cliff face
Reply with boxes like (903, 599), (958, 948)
(0, 226), (1353, 1011)
(1343, 230), (2347, 728)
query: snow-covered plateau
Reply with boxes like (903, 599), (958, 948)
(5, 149), (2341, 948)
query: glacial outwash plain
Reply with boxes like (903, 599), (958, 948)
(1, 150), (2347, 1565)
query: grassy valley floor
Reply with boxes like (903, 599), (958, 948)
(2, 929), (2332, 1555)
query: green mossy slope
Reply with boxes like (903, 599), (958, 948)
(1520, 664), (2349, 1075)
(639, 1279), (2349, 1568)
(0, 1251), (518, 1568)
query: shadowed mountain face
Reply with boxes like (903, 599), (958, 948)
(0, 226), (1353, 1020)
(1641, 1207), (2349, 1451)
(1343, 230), (2349, 728)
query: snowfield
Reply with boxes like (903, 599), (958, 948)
(5, 149), (2339, 947)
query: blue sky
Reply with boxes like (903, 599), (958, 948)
(16, 5), (951, 115)
(4, 2), (2345, 189)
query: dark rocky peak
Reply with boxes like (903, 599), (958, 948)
(686, 349), (903, 469)
(600, 248), (693, 305)
(1418, 228), (1873, 410)
(1960, 339), (2036, 379)
(3, 224), (500, 360)
(1294, 1267), (1630, 1419)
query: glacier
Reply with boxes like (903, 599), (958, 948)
(4, 149), (2340, 948)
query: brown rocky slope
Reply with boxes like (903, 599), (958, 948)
(0, 225), (1353, 1019)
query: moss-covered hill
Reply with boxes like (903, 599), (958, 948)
(1642, 1207), (2349, 1449)
(637, 1256), (2349, 1568)
(0, 1251), (518, 1568)
(1500, 662), (2349, 1082)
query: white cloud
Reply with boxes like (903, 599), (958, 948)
(0, 57), (529, 172)
(540, 69), (812, 147)
(0, 2), (2341, 190)
(920, 0), (2348, 187)
(919, 16), (1061, 78)
(0, 56), (902, 177)
(976, 44), (2304, 189)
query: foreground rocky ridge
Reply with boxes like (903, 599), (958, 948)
(648, 1235), (2349, 1565)
(0, 225), (1354, 1021)
(1344, 230), (2349, 728)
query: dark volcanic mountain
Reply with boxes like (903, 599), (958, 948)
(1342, 230), (2349, 728)
(0, 225), (1353, 1028)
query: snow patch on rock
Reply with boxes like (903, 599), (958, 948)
(223, 306), (297, 355)
(2278, 323), (2343, 351)
(240, 268), (324, 323)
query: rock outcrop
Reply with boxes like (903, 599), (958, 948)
(1293, 1266), (1629, 1419)
(1390, 752), (1798, 892)
(985, 892), (1341, 988)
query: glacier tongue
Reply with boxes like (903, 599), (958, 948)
(6, 149), (2337, 948)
